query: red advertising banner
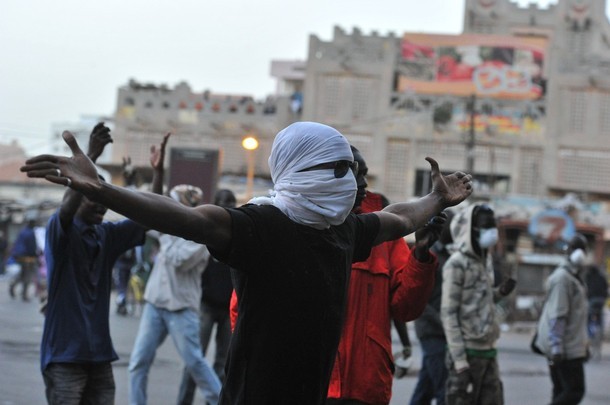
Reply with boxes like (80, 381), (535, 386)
(398, 33), (547, 100)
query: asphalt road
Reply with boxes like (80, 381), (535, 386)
(1, 278), (609, 405)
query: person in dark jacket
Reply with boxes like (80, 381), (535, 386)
(410, 210), (454, 405)
(585, 264), (609, 361)
(9, 218), (39, 301)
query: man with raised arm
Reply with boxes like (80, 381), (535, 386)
(38, 124), (167, 404)
(326, 146), (445, 405)
(22, 121), (473, 405)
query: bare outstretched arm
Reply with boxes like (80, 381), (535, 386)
(374, 157), (472, 245)
(21, 131), (232, 251)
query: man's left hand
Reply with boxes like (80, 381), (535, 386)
(413, 211), (447, 261)
(87, 122), (113, 161)
(499, 278), (517, 296)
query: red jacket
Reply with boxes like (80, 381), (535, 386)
(327, 192), (437, 404)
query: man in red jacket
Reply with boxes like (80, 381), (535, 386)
(327, 146), (443, 405)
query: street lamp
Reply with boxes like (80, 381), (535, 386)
(242, 135), (259, 200)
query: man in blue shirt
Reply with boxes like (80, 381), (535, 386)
(41, 123), (167, 404)
(9, 217), (39, 301)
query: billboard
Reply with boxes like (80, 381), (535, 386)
(451, 104), (544, 136)
(398, 33), (547, 100)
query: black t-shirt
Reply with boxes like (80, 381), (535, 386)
(201, 257), (234, 308)
(209, 205), (379, 405)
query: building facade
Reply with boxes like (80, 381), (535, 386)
(110, 0), (610, 209)
(303, 0), (610, 206)
(111, 80), (297, 189)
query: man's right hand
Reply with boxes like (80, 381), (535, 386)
(21, 131), (101, 192)
(426, 157), (473, 208)
(456, 366), (472, 387)
(549, 353), (565, 366)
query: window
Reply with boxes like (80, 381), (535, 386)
(518, 148), (542, 196)
(385, 139), (410, 200)
(321, 76), (342, 119)
(558, 148), (610, 191)
(351, 79), (372, 119)
(599, 92), (610, 135)
(568, 91), (587, 134)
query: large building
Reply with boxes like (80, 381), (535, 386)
(303, 0), (610, 205)
(110, 0), (610, 212)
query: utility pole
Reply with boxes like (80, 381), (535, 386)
(466, 93), (476, 174)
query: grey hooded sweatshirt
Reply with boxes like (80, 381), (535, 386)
(441, 204), (503, 371)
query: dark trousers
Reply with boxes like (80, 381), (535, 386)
(446, 354), (503, 405)
(549, 358), (585, 405)
(43, 362), (115, 405)
(410, 338), (447, 405)
(9, 257), (37, 299)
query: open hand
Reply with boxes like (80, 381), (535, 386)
(87, 122), (113, 162)
(122, 156), (138, 186)
(20, 131), (101, 191)
(426, 157), (473, 208)
(150, 132), (171, 170)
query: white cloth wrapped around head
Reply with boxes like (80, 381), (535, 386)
(249, 121), (357, 229)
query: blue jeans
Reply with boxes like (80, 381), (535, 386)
(177, 302), (231, 405)
(43, 362), (115, 405)
(129, 303), (221, 405)
(410, 338), (447, 405)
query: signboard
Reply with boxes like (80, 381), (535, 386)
(452, 104), (544, 136)
(169, 148), (219, 204)
(398, 33), (547, 100)
(528, 209), (575, 247)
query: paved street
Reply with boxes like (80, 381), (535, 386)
(1, 278), (609, 405)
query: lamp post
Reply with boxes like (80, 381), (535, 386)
(466, 93), (476, 174)
(242, 135), (259, 200)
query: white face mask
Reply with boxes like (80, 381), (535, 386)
(478, 227), (499, 249)
(253, 122), (357, 229)
(569, 248), (587, 266)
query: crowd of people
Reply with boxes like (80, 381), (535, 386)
(5, 119), (605, 404)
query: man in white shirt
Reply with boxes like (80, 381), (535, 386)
(128, 185), (221, 405)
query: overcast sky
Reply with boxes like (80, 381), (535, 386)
(0, 0), (568, 153)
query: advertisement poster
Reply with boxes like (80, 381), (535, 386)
(398, 33), (547, 100)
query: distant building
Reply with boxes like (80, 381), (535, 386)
(299, 0), (610, 205)
(110, 79), (298, 183)
(0, 140), (64, 231)
(108, 0), (610, 209)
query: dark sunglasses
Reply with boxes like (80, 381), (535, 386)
(299, 160), (359, 178)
